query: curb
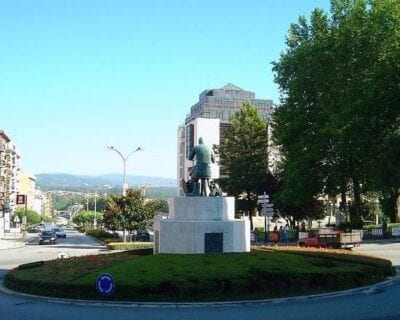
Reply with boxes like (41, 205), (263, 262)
(84, 233), (107, 247)
(361, 239), (400, 244)
(1, 269), (399, 308)
(74, 228), (107, 247)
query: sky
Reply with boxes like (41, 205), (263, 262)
(0, 0), (330, 179)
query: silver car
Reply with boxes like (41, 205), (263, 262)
(53, 227), (66, 238)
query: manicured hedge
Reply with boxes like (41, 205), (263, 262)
(106, 242), (153, 250)
(85, 228), (117, 240)
(17, 261), (44, 270)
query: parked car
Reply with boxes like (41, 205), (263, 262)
(53, 227), (66, 238)
(39, 230), (57, 245)
(27, 226), (41, 233)
(133, 230), (154, 242)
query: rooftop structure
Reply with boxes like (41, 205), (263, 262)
(185, 83), (274, 124)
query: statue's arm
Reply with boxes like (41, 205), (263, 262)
(211, 152), (215, 163)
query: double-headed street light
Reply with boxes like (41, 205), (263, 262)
(85, 184), (110, 228)
(107, 145), (142, 242)
(107, 146), (142, 196)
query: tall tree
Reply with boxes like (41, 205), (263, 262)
(273, 0), (400, 224)
(219, 103), (269, 229)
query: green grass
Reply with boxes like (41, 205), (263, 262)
(4, 247), (395, 302)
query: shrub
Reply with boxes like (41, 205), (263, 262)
(17, 261), (44, 270)
(85, 228), (117, 240)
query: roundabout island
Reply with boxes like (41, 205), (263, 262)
(3, 246), (395, 303)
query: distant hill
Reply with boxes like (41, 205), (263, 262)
(36, 173), (177, 198)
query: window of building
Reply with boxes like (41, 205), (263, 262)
(185, 124), (194, 159)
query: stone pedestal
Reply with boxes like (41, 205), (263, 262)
(154, 197), (250, 254)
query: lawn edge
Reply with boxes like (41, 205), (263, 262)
(0, 268), (399, 308)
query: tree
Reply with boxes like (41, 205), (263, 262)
(15, 209), (41, 226)
(219, 103), (269, 229)
(376, 132), (400, 222)
(86, 196), (109, 212)
(146, 199), (169, 214)
(104, 189), (157, 242)
(72, 211), (102, 228)
(272, 0), (400, 224)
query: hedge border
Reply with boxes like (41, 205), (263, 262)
(106, 242), (153, 250)
(3, 248), (395, 302)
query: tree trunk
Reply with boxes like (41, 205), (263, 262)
(389, 188), (400, 223)
(397, 189), (400, 223)
(352, 176), (362, 223)
(340, 180), (349, 223)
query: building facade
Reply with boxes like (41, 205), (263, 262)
(0, 130), (21, 237)
(18, 171), (37, 211)
(18, 172), (52, 216)
(177, 118), (220, 195)
(185, 83), (274, 124)
(177, 83), (275, 195)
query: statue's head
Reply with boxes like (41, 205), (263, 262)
(198, 137), (204, 144)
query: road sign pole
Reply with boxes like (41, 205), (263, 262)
(264, 215), (267, 245)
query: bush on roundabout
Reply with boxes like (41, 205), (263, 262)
(4, 247), (395, 302)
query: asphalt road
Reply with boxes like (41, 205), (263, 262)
(0, 228), (106, 277)
(0, 235), (400, 320)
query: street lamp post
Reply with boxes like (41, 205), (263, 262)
(107, 145), (142, 242)
(107, 146), (142, 196)
(85, 184), (110, 229)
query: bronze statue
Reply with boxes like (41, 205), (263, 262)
(208, 180), (222, 197)
(187, 137), (215, 196)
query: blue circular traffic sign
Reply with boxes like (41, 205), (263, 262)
(96, 273), (116, 297)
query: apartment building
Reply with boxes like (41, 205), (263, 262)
(18, 171), (37, 211)
(0, 130), (21, 236)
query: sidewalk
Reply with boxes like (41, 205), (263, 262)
(0, 239), (26, 250)
(0, 232), (37, 250)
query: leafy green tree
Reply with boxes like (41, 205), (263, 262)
(104, 189), (157, 242)
(86, 196), (109, 212)
(72, 211), (103, 227)
(147, 199), (169, 213)
(256, 171), (326, 226)
(102, 201), (121, 233)
(376, 133), (400, 222)
(15, 209), (41, 226)
(273, 0), (400, 224)
(52, 193), (82, 211)
(219, 103), (269, 229)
